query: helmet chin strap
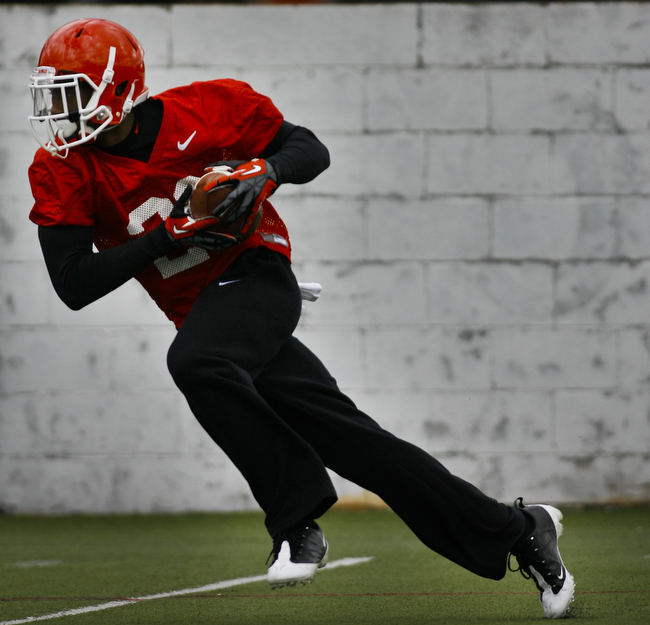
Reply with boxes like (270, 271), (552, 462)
(122, 81), (136, 115)
(89, 46), (116, 122)
(100, 47), (147, 119)
(102, 46), (116, 86)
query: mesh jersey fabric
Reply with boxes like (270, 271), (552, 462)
(28, 79), (289, 327)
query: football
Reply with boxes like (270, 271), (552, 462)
(188, 170), (262, 239)
(189, 171), (235, 220)
(188, 168), (264, 239)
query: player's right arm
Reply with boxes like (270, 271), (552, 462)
(29, 146), (185, 310)
(38, 222), (177, 310)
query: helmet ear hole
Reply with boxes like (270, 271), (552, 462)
(115, 80), (128, 97)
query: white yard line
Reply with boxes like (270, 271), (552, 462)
(1, 557), (373, 625)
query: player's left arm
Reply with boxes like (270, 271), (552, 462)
(216, 121), (330, 185)
(261, 121), (330, 185)
(207, 121), (330, 225)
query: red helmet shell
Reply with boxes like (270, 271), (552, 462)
(38, 18), (147, 127)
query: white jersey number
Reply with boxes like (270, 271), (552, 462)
(127, 176), (208, 279)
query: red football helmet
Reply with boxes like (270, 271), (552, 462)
(28, 19), (148, 157)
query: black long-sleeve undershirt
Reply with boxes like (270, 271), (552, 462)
(38, 119), (330, 311)
(38, 224), (177, 311)
(263, 123), (330, 185)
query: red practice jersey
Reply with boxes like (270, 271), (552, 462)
(29, 79), (290, 327)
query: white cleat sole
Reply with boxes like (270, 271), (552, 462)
(267, 540), (329, 589)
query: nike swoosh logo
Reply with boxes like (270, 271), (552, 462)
(237, 164), (262, 176)
(557, 567), (565, 581)
(177, 130), (197, 151)
(218, 279), (241, 286)
(173, 225), (189, 235)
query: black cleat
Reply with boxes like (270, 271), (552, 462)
(510, 498), (576, 619)
(267, 520), (329, 589)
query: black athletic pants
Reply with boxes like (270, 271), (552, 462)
(167, 247), (526, 580)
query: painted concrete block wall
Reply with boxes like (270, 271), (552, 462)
(1, 2), (650, 513)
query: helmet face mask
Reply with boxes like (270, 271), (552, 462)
(29, 66), (114, 155)
(28, 19), (148, 158)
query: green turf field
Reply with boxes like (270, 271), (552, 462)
(1, 505), (649, 624)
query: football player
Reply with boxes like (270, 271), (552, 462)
(27, 19), (575, 617)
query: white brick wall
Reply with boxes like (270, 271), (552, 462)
(2, 3), (650, 513)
